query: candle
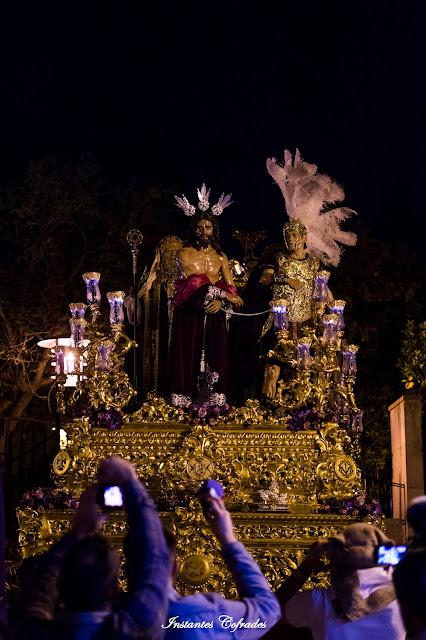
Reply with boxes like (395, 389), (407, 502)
(70, 318), (87, 348)
(107, 291), (126, 325)
(313, 270), (330, 303)
(82, 272), (101, 305)
(329, 299), (346, 332)
(297, 338), (312, 369)
(69, 302), (87, 319)
(351, 411), (364, 433)
(95, 341), (114, 372)
(322, 313), (339, 345)
(55, 349), (64, 375)
(64, 350), (76, 375)
(342, 344), (359, 377)
(272, 298), (289, 332)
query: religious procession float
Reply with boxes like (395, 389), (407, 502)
(17, 149), (381, 595)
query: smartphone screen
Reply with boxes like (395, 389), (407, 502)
(376, 545), (407, 565)
(103, 485), (123, 508)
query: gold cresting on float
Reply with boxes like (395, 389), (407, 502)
(48, 421), (362, 508)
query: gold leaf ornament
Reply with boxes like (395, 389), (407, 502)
(52, 451), (71, 476)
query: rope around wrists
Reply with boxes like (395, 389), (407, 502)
(220, 308), (271, 317)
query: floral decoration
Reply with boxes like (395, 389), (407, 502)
(91, 407), (124, 430)
(318, 493), (382, 518)
(186, 398), (230, 424)
(287, 407), (322, 431)
(19, 487), (79, 510)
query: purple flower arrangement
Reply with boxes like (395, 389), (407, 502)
(68, 393), (123, 430)
(91, 408), (124, 430)
(187, 399), (230, 424)
(288, 407), (322, 431)
(287, 406), (361, 433)
(19, 487), (79, 510)
(319, 494), (382, 518)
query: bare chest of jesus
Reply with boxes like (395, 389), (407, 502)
(178, 247), (223, 284)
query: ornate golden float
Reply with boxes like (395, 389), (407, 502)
(18, 257), (375, 596)
(18, 411), (365, 594)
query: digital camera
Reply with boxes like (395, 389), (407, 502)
(96, 484), (124, 510)
(375, 544), (407, 565)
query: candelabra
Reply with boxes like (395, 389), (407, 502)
(39, 273), (137, 418)
(269, 294), (362, 431)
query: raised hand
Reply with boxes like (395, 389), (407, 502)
(203, 497), (237, 545)
(72, 486), (108, 538)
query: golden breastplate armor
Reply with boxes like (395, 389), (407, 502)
(274, 253), (320, 323)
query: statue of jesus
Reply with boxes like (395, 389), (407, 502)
(169, 186), (242, 406)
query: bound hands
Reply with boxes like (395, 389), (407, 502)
(204, 293), (243, 314)
(205, 299), (223, 314)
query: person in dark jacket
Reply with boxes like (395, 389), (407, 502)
(15, 456), (170, 640)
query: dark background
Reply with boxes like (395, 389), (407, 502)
(0, 0), (425, 246)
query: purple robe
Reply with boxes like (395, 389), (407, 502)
(168, 274), (237, 400)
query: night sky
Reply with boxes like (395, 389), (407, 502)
(1, 1), (426, 247)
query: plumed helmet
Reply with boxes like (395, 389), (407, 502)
(283, 218), (307, 238)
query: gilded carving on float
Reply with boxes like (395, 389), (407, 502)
(314, 422), (362, 501)
(18, 504), (367, 593)
(49, 418), (361, 510)
(185, 458), (215, 481)
(52, 451), (71, 475)
(126, 393), (186, 424)
(334, 456), (358, 482)
(180, 555), (211, 586)
(228, 399), (271, 426)
(23, 412), (366, 596)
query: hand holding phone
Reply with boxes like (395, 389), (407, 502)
(96, 484), (124, 510)
(197, 479), (225, 519)
(73, 486), (108, 538)
(375, 544), (407, 565)
(197, 480), (236, 545)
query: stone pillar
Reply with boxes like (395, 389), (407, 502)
(389, 395), (424, 541)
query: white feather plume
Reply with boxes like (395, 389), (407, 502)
(267, 149), (357, 266)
